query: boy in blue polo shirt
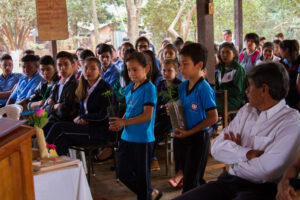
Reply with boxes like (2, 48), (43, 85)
(6, 55), (43, 108)
(171, 43), (218, 193)
(97, 44), (119, 87)
(0, 54), (23, 107)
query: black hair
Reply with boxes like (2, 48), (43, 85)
(21, 54), (39, 63)
(79, 49), (95, 60)
(273, 39), (282, 45)
(21, 55), (39, 68)
(122, 42), (134, 49)
(143, 50), (161, 83)
(96, 43), (104, 50)
(280, 40), (300, 64)
(122, 48), (136, 86)
(126, 51), (149, 67)
(123, 37), (130, 42)
(72, 54), (78, 61)
(262, 42), (274, 50)
(135, 36), (150, 49)
(183, 41), (193, 46)
(84, 57), (101, 70)
(173, 37), (184, 46)
(247, 62), (289, 100)
(56, 51), (74, 64)
(76, 47), (84, 54)
(218, 42), (238, 63)
(98, 43), (112, 55)
(0, 54), (12, 61)
(23, 49), (35, 55)
(244, 33), (260, 47)
(39, 55), (55, 66)
(164, 43), (177, 54)
(179, 42), (208, 69)
(163, 59), (179, 70)
(259, 37), (266, 41)
(223, 29), (232, 35)
(275, 33), (284, 39)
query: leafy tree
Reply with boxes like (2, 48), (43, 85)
(66, 0), (114, 48)
(141, 0), (195, 48)
(0, 0), (36, 52)
(141, 0), (300, 50)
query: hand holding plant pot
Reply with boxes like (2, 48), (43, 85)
(159, 85), (187, 131)
(102, 90), (117, 120)
(109, 117), (125, 131)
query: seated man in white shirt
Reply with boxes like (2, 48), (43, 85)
(174, 62), (300, 200)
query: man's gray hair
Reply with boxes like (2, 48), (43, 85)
(247, 62), (289, 100)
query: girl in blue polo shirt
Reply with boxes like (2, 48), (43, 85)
(109, 52), (162, 200)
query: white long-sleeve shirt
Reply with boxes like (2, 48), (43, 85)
(211, 100), (300, 183)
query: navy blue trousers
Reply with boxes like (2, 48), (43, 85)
(117, 140), (154, 200)
(173, 130), (210, 193)
(173, 172), (277, 200)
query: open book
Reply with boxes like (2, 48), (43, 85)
(33, 156), (80, 173)
(0, 118), (26, 138)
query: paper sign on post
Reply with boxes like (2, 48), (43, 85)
(35, 0), (69, 41)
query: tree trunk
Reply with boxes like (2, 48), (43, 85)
(178, 17), (182, 36)
(168, 0), (190, 38)
(0, 19), (33, 52)
(125, 0), (144, 44)
(91, 0), (99, 49)
(183, 5), (196, 41)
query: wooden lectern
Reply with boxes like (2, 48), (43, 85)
(0, 125), (35, 200)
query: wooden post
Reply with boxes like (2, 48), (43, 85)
(50, 40), (57, 60)
(234, 0), (243, 52)
(196, 0), (215, 84)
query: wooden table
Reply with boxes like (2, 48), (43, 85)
(0, 125), (35, 200)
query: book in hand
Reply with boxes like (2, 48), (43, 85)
(33, 156), (80, 173)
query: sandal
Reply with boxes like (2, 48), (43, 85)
(168, 177), (183, 188)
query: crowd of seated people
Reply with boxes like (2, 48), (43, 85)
(1, 31), (300, 200)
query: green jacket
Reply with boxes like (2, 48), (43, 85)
(215, 60), (246, 111)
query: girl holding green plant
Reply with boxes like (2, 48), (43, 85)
(46, 57), (113, 155)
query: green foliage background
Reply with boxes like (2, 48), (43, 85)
(142, 0), (300, 49)
(0, 0), (299, 52)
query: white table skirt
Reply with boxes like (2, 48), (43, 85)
(34, 162), (93, 200)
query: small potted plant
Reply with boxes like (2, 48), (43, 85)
(102, 90), (117, 120)
(159, 84), (186, 130)
(31, 108), (50, 159)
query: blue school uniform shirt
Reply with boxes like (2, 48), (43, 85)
(114, 58), (123, 72)
(9, 71), (43, 103)
(0, 73), (23, 105)
(101, 62), (120, 87)
(155, 57), (161, 71)
(178, 77), (216, 130)
(121, 80), (157, 143)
